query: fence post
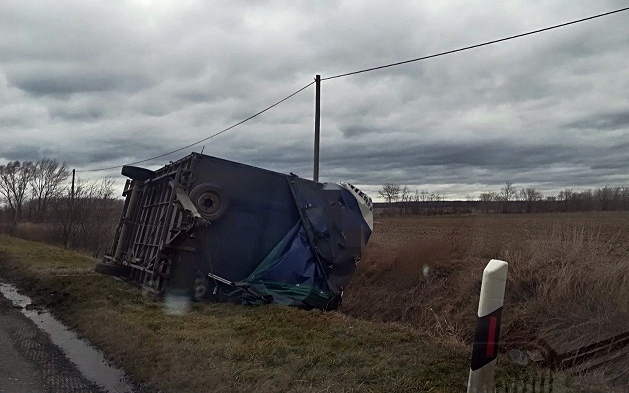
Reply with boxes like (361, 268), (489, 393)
(467, 259), (508, 393)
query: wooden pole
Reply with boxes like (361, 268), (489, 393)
(71, 169), (75, 203)
(67, 168), (76, 249)
(313, 74), (321, 182)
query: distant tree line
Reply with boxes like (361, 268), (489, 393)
(377, 181), (629, 215)
(0, 158), (122, 257)
(378, 183), (453, 215)
(478, 181), (629, 214)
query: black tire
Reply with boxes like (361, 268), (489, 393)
(94, 262), (130, 277)
(189, 183), (229, 221)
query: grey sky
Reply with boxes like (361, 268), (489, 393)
(1, 1), (629, 200)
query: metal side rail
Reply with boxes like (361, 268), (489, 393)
(538, 329), (629, 373)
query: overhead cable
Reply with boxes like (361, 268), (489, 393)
(78, 81), (315, 172)
(322, 6), (629, 80)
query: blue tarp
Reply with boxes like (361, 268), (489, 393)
(237, 177), (372, 309)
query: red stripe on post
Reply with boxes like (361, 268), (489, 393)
(486, 316), (497, 356)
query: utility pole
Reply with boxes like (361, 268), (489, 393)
(71, 169), (75, 204)
(68, 168), (75, 249)
(313, 74), (321, 182)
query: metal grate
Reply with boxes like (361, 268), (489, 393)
(113, 156), (197, 292)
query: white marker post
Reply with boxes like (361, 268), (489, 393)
(467, 259), (508, 393)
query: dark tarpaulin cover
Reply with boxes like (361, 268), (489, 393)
(237, 176), (372, 310)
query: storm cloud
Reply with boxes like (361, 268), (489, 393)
(1, 1), (629, 199)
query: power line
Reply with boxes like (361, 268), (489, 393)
(78, 80), (315, 172)
(77, 6), (629, 172)
(322, 6), (629, 81)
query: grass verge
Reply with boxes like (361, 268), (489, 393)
(0, 235), (582, 392)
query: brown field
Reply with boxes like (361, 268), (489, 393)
(344, 212), (629, 387)
(1, 212), (628, 391)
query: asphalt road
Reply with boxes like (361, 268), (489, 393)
(0, 293), (103, 393)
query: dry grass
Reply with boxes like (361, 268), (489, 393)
(344, 234), (479, 340)
(0, 221), (117, 258)
(12, 222), (57, 244)
(343, 212), (629, 390)
(503, 224), (629, 346)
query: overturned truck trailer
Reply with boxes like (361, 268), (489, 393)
(96, 153), (373, 310)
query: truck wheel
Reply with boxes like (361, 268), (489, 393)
(189, 184), (228, 221)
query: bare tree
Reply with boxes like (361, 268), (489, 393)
(30, 158), (69, 222)
(580, 189), (595, 211)
(429, 192), (442, 202)
(49, 177), (120, 252)
(520, 188), (543, 213)
(558, 189), (573, 212)
(596, 186), (615, 211)
(500, 182), (517, 213)
(479, 192), (498, 214)
(378, 183), (400, 204)
(378, 183), (400, 216)
(411, 189), (424, 214)
(75, 177), (118, 257)
(399, 185), (412, 214)
(500, 182), (517, 202)
(50, 180), (81, 248)
(620, 187), (629, 210)
(0, 161), (35, 223)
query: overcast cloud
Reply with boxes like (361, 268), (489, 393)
(1, 0), (629, 200)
